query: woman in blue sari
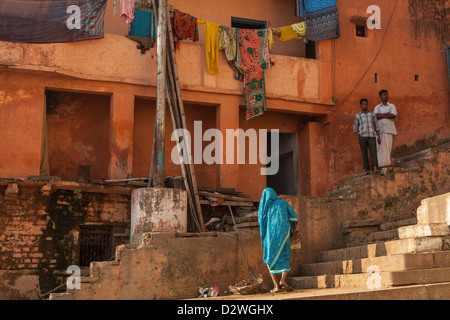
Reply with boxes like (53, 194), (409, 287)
(258, 188), (298, 293)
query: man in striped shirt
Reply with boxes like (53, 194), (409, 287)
(353, 98), (381, 174)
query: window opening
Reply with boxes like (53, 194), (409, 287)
(356, 25), (367, 37)
(231, 17), (266, 30)
(79, 226), (113, 267)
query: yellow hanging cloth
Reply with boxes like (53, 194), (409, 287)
(275, 21), (307, 41)
(267, 28), (274, 50)
(291, 21), (307, 37)
(197, 19), (220, 74)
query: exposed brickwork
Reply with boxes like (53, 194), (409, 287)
(0, 183), (131, 298)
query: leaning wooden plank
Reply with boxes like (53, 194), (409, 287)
(199, 200), (255, 207)
(165, 3), (205, 231)
(166, 61), (201, 232)
(225, 215), (258, 225)
(104, 178), (148, 183)
(199, 190), (254, 202)
(51, 181), (134, 195)
(147, 120), (157, 187)
(216, 188), (250, 198)
(164, 30), (203, 232)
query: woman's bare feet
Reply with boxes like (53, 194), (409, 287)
(279, 282), (294, 291)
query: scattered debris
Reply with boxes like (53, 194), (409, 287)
(198, 286), (225, 298)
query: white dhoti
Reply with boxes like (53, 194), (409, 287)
(377, 133), (393, 168)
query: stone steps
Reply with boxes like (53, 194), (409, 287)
(204, 282), (450, 300)
(287, 266), (450, 290)
(380, 217), (417, 231)
(299, 251), (450, 277)
(288, 193), (450, 294)
(287, 282), (450, 300)
(318, 235), (450, 263)
(342, 219), (437, 248)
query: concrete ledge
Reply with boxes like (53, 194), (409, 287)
(341, 219), (381, 229)
(288, 267), (450, 290)
(299, 252), (450, 276)
(317, 236), (449, 263)
(416, 192), (450, 225)
(195, 282), (450, 300)
(398, 223), (450, 239)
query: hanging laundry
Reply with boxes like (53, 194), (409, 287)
(236, 29), (271, 122)
(120, 0), (135, 23)
(172, 9), (199, 50)
(0, 0), (107, 43)
(274, 25), (298, 42)
(267, 28), (274, 50)
(113, 0), (118, 15)
(272, 22), (306, 42)
(218, 26), (244, 75)
(197, 20), (220, 74)
(295, 0), (340, 41)
(291, 21), (307, 38)
(218, 26), (236, 61)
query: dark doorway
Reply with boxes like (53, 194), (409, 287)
(305, 40), (316, 59)
(266, 132), (299, 196)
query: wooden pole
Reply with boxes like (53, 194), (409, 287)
(165, 3), (205, 231)
(150, 0), (205, 232)
(147, 122), (157, 187)
(153, 0), (167, 187)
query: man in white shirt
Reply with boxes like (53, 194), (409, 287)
(374, 90), (398, 171)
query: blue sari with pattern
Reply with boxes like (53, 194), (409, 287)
(258, 188), (298, 274)
(295, 0), (340, 41)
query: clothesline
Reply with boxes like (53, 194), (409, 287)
(116, 1), (308, 44)
(116, 1), (306, 122)
(116, 0), (339, 122)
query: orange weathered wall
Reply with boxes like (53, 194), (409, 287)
(239, 109), (306, 200)
(325, 0), (450, 189)
(46, 91), (111, 181)
(132, 99), (218, 189)
(0, 0), (448, 198)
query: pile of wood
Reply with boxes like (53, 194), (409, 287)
(223, 210), (259, 232)
(198, 187), (260, 232)
(198, 187), (257, 208)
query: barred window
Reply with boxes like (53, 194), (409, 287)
(79, 226), (113, 267)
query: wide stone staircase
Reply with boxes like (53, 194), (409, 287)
(284, 192), (450, 299)
(281, 142), (450, 299)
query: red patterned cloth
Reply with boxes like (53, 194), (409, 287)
(172, 9), (199, 50)
(236, 29), (271, 122)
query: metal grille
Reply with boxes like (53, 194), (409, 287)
(79, 227), (112, 267)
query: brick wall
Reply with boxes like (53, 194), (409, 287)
(0, 182), (131, 299)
